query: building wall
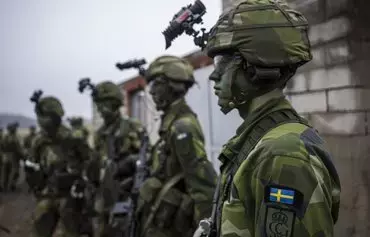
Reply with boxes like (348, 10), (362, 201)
(222, 0), (370, 236)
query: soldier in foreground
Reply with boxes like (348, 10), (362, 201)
(68, 117), (90, 143)
(24, 125), (37, 155)
(134, 56), (217, 237)
(79, 78), (145, 237)
(1, 122), (23, 192)
(164, 0), (342, 236)
(27, 90), (91, 237)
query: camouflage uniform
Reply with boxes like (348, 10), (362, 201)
(24, 126), (37, 155)
(136, 56), (217, 237)
(1, 122), (24, 192)
(191, 1), (341, 236)
(28, 91), (91, 237)
(68, 117), (90, 143)
(79, 80), (144, 237)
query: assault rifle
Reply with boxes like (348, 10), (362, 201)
(195, 176), (221, 237)
(128, 132), (150, 237)
(108, 131), (150, 237)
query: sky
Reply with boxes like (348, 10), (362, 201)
(0, 0), (222, 119)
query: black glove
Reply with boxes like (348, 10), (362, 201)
(113, 155), (137, 180)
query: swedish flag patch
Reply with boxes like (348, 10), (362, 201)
(269, 187), (295, 205)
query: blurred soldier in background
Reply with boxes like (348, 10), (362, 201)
(23, 125), (37, 155)
(133, 55), (217, 237)
(79, 79), (145, 237)
(1, 122), (24, 192)
(68, 117), (90, 143)
(27, 90), (92, 237)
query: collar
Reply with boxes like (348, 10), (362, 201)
(159, 98), (188, 134)
(218, 92), (293, 164)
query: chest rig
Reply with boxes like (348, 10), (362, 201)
(215, 108), (309, 237)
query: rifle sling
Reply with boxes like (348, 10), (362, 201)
(141, 172), (185, 237)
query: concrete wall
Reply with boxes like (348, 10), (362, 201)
(222, 0), (370, 236)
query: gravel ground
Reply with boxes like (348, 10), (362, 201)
(0, 182), (35, 237)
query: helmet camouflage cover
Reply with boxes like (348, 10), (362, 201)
(94, 81), (123, 105)
(146, 55), (195, 83)
(37, 96), (64, 117)
(205, 0), (312, 67)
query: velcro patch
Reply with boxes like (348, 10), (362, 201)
(265, 206), (295, 237)
(264, 185), (303, 210)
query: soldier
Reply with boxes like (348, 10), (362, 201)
(188, 0), (341, 236)
(27, 90), (91, 237)
(68, 117), (90, 143)
(24, 125), (37, 155)
(133, 55), (217, 237)
(79, 79), (145, 237)
(1, 122), (24, 192)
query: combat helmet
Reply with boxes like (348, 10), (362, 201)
(205, 0), (312, 67)
(146, 55), (195, 84)
(30, 90), (64, 117)
(94, 81), (123, 106)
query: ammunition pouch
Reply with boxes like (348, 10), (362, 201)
(139, 173), (194, 237)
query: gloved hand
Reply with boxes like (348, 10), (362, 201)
(113, 155), (137, 180)
(193, 219), (212, 237)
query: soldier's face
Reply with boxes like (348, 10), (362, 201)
(209, 54), (236, 112)
(149, 77), (172, 111)
(37, 114), (60, 132)
(96, 100), (119, 122)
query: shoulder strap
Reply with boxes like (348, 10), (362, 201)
(235, 109), (309, 168)
(141, 172), (185, 237)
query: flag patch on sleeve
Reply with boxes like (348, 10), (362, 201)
(269, 187), (295, 205)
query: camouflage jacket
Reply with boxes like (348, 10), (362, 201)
(216, 91), (341, 237)
(138, 98), (217, 237)
(30, 125), (91, 195)
(71, 125), (89, 143)
(24, 133), (36, 152)
(94, 116), (143, 161)
(2, 133), (24, 159)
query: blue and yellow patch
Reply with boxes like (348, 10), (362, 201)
(269, 187), (295, 205)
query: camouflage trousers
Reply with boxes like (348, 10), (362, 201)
(31, 197), (83, 237)
(1, 153), (19, 191)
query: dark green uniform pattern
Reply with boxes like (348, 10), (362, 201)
(1, 128), (24, 191)
(30, 126), (90, 237)
(137, 99), (217, 237)
(216, 94), (341, 237)
(93, 116), (143, 236)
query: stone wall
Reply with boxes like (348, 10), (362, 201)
(222, 0), (370, 236)
(285, 1), (370, 236)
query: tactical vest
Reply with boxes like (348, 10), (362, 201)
(214, 108), (340, 237)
